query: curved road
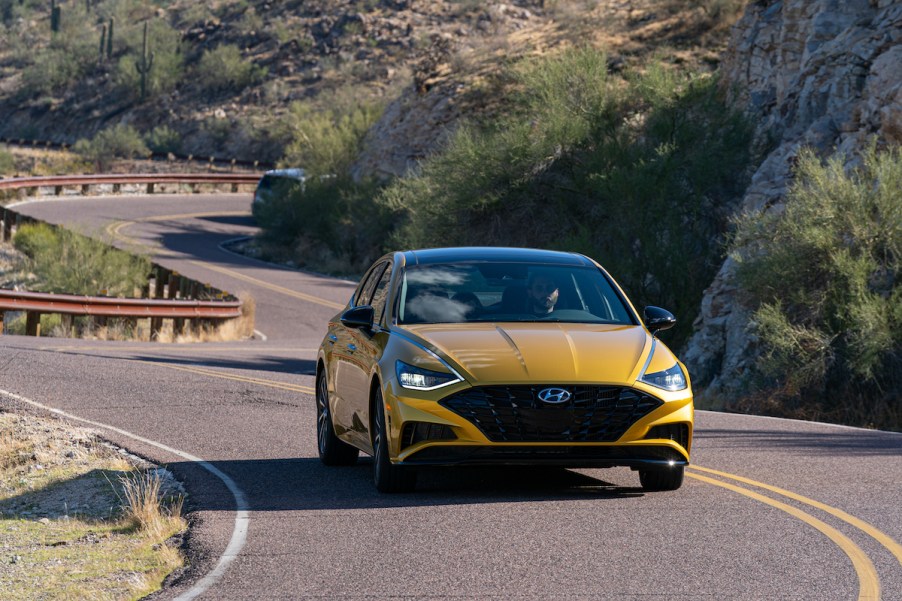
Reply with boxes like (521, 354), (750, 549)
(2, 193), (900, 600)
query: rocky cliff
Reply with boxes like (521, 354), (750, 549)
(683, 0), (902, 404)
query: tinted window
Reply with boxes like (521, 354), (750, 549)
(398, 262), (635, 325)
(355, 262), (387, 307)
(369, 264), (393, 325)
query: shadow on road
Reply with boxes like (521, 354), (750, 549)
(134, 354), (317, 376)
(164, 458), (645, 515)
(694, 427), (902, 456)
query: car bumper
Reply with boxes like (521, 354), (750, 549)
(396, 442), (688, 469)
(385, 380), (694, 467)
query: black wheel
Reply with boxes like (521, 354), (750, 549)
(372, 389), (416, 493)
(316, 372), (358, 466)
(639, 466), (684, 491)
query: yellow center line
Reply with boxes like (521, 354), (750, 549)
(691, 465), (902, 568)
(106, 211), (251, 252)
(687, 472), (880, 601)
(192, 261), (345, 310)
(142, 360), (315, 395)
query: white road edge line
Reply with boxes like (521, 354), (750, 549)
(0, 388), (248, 601)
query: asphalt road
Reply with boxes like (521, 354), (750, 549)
(2, 193), (900, 600)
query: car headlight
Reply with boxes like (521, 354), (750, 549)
(396, 360), (462, 391)
(640, 362), (687, 391)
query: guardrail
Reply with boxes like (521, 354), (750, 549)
(0, 173), (252, 339)
(0, 289), (242, 336)
(0, 173), (261, 197)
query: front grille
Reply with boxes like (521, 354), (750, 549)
(645, 423), (691, 451)
(439, 386), (662, 443)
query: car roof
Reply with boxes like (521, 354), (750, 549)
(261, 168), (305, 180)
(400, 247), (593, 267)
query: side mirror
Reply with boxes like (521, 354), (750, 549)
(341, 305), (375, 330)
(644, 306), (676, 335)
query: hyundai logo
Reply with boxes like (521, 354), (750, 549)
(538, 387), (571, 404)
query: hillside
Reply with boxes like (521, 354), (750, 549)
(0, 0), (740, 167)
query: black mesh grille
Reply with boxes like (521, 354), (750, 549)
(400, 422), (457, 450)
(439, 386), (662, 443)
(645, 423), (691, 451)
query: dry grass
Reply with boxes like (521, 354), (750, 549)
(157, 292), (256, 343)
(118, 469), (185, 541)
(0, 411), (187, 600)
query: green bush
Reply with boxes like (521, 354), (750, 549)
(20, 20), (95, 96)
(196, 44), (266, 94)
(13, 222), (151, 297)
(0, 145), (15, 175)
(254, 176), (391, 275)
(73, 124), (150, 171)
(279, 99), (383, 178)
(145, 125), (182, 154)
(382, 48), (754, 348)
(733, 144), (902, 429)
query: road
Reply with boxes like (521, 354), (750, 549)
(2, 193), (900, 600)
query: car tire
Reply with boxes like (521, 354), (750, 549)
(639, 466), (684, 491)
(373, 388), (417, 493)
(316, 372), (359, 466)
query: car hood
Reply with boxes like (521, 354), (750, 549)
(401, 322), (650, 385)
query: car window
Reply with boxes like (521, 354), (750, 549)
(398, 262), (635, 325)
(369, 264), (393, 326)
(355, 262), (387, 307)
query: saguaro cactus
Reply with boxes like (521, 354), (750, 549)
(99, 23), (107, 61)
(106, 17), (114, 58)
(134, 21), (155, 100)
(50, 0), (61, 32)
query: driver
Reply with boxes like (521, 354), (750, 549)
(527, 274), (559, 315)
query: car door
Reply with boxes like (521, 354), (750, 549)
(345, 262), (394, 451)
(332, 261), (388, 448)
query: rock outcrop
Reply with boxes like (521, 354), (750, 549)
(683, 0), (902, 404)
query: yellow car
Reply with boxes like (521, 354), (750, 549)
(316, 247), (693, 493)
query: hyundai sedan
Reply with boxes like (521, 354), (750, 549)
(316, 247), (693, 493)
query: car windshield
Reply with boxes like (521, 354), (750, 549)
(397, 262), (636, 325)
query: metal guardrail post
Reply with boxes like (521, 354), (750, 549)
(25, 312), (40, 336)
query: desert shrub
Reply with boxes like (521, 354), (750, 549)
(382, 48), (754, 348)
(732, 144), (901, 429)
(196, 44), (266, 94)
(73, 124), (150, 171)
(0, 145), (14, 175)
(13, 222), (151, 296)
(114, 19), (185, 99)
(279, 98), (383, 177)
(0, 0), (36, 26)
(254, 176), (391, 275)
(145, 125), (182, 154)
(20, 18), (96, 96)
(252, 93), (386, 272)
(690, 0), (745, 22)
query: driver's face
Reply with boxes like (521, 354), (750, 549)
(529, 277), (559, 310)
